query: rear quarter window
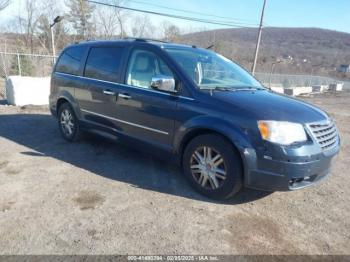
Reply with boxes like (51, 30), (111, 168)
(55, 46), (86, 75)
(84, 46), (124, 82)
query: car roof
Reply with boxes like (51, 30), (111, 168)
(69, 38), (197, 50)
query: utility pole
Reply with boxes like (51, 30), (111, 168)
(17, 52), (22, 76)
(269, 60), (282, 88)
(50, 16), (64, 64)
(251, 0), (267, 76)
(50, 26), (56, 63)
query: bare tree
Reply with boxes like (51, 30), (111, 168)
(37, 15), (69, 53)
(96, 8), (118, 38)
(15, 0), (41, 53)
(7, 0), (69, 55)
(37, 0), (69, 53)
(113, 0), (128, 38)
(95, 0), (128, 39)
(66, 0), (95, 40)
(162, 22), (181, 42)
(131, 15), (154, 38)
(116, 6), (126, 38)
(0, 0), (10, 11)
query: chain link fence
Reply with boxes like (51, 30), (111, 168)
(0, 52), (56, 78)
(0, 77), (5, 100)
(0, 52), (56, 99)
(255, 72), (350, 90)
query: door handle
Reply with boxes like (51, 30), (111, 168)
(103, 90), (115, 96)
(118, 93), (131, 99)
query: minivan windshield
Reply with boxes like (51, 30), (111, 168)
(164, 47), (264, 90)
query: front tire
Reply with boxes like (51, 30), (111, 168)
(58, 102), (81, 142)
(183, 134), (243, 200)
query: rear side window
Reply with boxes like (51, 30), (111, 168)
(84, 47), (124, 82)
(56, 46), (85, 75)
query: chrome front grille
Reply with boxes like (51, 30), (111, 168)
(308, 120), (338, 150)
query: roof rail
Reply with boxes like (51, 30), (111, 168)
(123, 37), (169, 43)
(74, 39), (95, 44)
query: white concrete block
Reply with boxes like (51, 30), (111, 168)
(5, 76), (50, 106)
(271, 86), (284, 94)
(329, 83), (343, 92)
(284, 86), (312, 96)
(312, 85), (328, 92)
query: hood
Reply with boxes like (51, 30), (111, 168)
(210, 89), (328, 123)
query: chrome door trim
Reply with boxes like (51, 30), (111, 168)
(103, 90), (116, 96)
(55, 72), (195, 101)
(118, 93), (132, 99)
(81, 109), (169, 135)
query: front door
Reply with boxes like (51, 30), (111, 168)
(113, 48), (178, 149)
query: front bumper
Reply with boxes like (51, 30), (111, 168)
(243, 138), (340, 191)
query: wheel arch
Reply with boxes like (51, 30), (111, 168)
(175, 117), (253, 175)
(55, 91), (81, 119)
(56, 97), (69, 115)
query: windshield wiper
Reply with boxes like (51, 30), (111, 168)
(231, 87), (265, 91)
(200, 86), (265, 91)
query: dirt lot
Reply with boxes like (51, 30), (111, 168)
(0, 92), (349, 255)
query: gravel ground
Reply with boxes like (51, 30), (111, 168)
(0, 92), (349, 255)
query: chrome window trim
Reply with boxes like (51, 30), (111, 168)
(54, 72), (195, 101)
(81, 109), (169, 135)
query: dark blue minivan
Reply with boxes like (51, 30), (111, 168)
(49, 39), (340, 199)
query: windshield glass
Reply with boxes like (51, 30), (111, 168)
(165, 47), (264, 89)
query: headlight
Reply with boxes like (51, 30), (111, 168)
(257, 121), (307, 145)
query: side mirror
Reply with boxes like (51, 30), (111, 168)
(151, 75), (177, 93)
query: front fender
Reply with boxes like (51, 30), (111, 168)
(174, 115), (253, 154)
(173, 115), (257, 187)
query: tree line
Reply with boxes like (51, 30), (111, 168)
(0, 0), (183, 55)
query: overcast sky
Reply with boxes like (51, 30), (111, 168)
(1, 0), (350, 33)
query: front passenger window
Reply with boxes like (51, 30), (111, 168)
(126, 50), (174, 89)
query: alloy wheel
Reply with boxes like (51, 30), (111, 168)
(190, 146), (227, 190)
(60, 109), (75, 136)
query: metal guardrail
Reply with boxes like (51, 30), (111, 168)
(255, 72), (349, 89)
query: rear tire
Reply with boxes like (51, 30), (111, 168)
(57, 102), (81, 142)
(182, 134), (243, 200)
